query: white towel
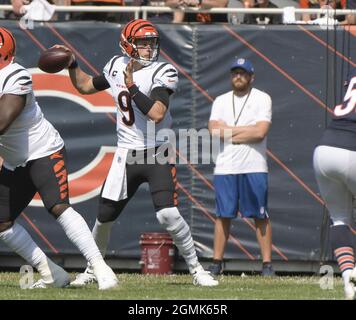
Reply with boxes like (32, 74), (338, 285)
(101, 147), (128, 202)
(283, 7), (296, 24)
(21, 0), (55, 21)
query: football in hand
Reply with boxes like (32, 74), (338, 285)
(38, 47), (72, 73)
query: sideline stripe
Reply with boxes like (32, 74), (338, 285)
(21, 212), (59, 254)
(45, 23), (100, 76)
(298, 25), (356, 68)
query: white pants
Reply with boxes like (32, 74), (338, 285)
(313, 145), (356, 225)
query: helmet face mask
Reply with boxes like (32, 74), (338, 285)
(133, 36), (159, 66)
(0, 28), (16, 70)
(120, 19), (160, 66)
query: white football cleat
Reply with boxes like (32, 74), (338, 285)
(30, 279), (48, 289)
(92, 262), (119, 290)
(192, 265), (219, 287)
(30, 264), (70, 289)
(70, 267), (97, 287)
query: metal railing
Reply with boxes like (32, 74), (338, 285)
(0, 5), (354, 20)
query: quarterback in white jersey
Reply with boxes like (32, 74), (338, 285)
(103, 55), (177, 149)
(0, 28), (118, 290)
(62, 19), (218, 287)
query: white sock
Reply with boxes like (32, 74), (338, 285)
(57, 207), (103, 266)
(156, 207), (200, 273)
(0, 223), (68, 282)
(92, 219), (114, 258)
(83, 219), (114, 273)
(0, 223), (47, 269)
(343, 269), (352, 285)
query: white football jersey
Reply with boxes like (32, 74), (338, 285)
(103, 56), (178, 150)
(0, 62), (64, 170)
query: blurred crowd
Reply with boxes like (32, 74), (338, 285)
(0, 0), (355, 24)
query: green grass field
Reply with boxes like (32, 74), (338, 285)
(0, 272), (346, 300)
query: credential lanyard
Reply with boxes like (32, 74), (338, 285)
(232, 89), (251, 126)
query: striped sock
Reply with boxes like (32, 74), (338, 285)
(334, 246), (355, 275)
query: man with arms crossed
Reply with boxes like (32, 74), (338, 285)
(208, 58), (274, 277)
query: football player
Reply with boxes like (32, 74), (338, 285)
(0, 27), (118, 290)
(60, 19), (218, 287)
(313, 68), (356, 300)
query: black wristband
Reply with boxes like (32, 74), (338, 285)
(127, 84), (139, 97)
(128, 84), (155, 115)
(68, 60), (78, 69)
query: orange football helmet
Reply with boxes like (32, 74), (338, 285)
(120, 19), (159, 66)
(0, 27), (16, 70)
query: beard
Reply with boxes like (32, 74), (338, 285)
(232, 81), (250, 93)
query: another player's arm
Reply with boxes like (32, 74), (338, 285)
(0, 94), (26, 135)
(208, 120), (270, 144)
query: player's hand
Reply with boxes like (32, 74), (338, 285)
(50, 44), (76, 67)
(123, 59), (135, 88)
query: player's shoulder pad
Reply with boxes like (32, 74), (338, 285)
(103, 55), (121, 77)
(152, 62), (178, 92)
(1, 63), (32, 94)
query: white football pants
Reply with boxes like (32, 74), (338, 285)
(313, 145), (356, 226)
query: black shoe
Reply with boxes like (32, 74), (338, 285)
(261, 263), (275, 277)
(208, 260), (223, 276)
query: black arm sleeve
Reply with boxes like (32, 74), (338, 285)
(127, 85), (155, 115)
(127, 85), (173, 115)
(150, 87), (172, 108)
(92, 75), (110, 91)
